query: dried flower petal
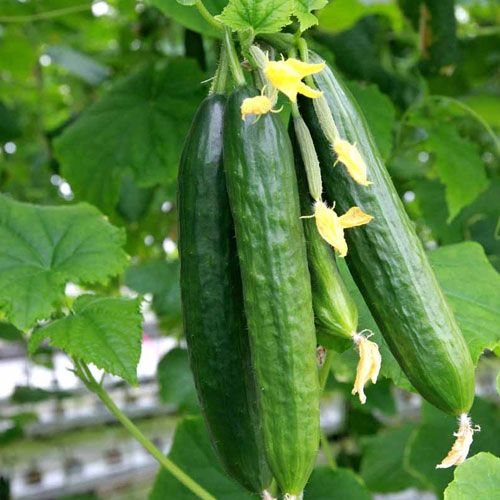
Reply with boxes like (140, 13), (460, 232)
(436, 415), (480, 469)
(351, 333), (381, 404)
(333, 139), (372, 186)
(313, 201), (347, 257)
(240, 95), (274, 120)
(338, 207), (374, 228)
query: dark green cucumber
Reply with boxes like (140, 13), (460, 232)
(224, 86), (320, 495)
(302, 55), (474, 416)
(178, 94), (271, 492)
(290, 126), (358, 349)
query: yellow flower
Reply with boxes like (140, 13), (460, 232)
(312, 201), (373, 257)
(240, 95), (275, 120)
(264, 57), (325, 103)
(333, 139), (372, 186)
(351, 334), (381, 404)
(436, 415), (480, 469)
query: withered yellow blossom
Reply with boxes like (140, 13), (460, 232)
(436, 415), (480, 469)
(240, 95), (277, 120)
(351, 333), (381, 404)
(312, 201), (373, 257)
(333, 139), (372, 186)
(264, 57), (325, 103)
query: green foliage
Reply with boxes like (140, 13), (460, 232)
(218, 0), (295, 34)
(0, 195), (127, 330)
(29, 295), (143, 385)
(444, 452), (500, 500)
(347, 81), (396, 160)
(10, 385), (72, 404)
(157, 347), (199, 413)
(429, 242), (500, 363)
(149, 417), (253, 499)
(150, 0), (227, 37)
(406, 398), (500, 494)
(304, 466), (371, 499)
(294, 1), (328, 32)
(54, 59), (204, 213)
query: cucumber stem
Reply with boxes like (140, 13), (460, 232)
(194, 1), (222, 31)
(210, 44), (228, 95)
(320, 430), (337, 469)
(223, 27), (246, 86)
(318, 349), (334, 391)
(73, 359), (216, 500)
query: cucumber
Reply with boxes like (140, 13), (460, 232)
(290, 125), (357, 349)
(224, 86), (320, 495)
(178, 94), (271, 493)
(301, 55), (474, 416)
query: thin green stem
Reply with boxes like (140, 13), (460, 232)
(319, 349), (334, 392)
(195, 1), (223, 31)
(297, 37), (316, 89)
(0, 4), (89, 23)
(210, 45), (228, 95)
(320, 431), (337, 469)
(74, 360), (215, 500)
(223, 27), (245, 86)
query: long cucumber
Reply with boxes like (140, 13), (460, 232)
(178, 94), (272, 493)
(302, 54), (475, 416)
(224, 86), (320, 496)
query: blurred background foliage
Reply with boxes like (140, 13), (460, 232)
(0, 0), (499, 499)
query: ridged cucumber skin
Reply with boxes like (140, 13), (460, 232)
(178, 94), (271, 492)
(224, 86), (320, 494)
(302, 56), (475, 416)
(290, 127), (358, 344)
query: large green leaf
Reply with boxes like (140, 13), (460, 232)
(0, 195), (127, 331)
(444, 452), (500, 500)
(294, 0), (328, 31)
(148, 0), (227, 37)
(318, 0), (403, 33)
(54, 59), (204, 213)
(360, 423), (423, 492)
(406, 398), (500, 494)
(304, 466), (371, 499)
(157, 347), (199, 413)
(29, 295), (143, 385)
(149, 417), (253, 499)
(218, 0), (294, 35)
(425, 123), (489, 221)
(429, 242), (500, 363)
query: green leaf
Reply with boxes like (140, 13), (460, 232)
(304, 466), (371, 499)
(149, 0), (227, 37)
(0, 322), (23, 342)
(294, 0), (328, 32)
(406, 398), (500, 494)
(318, 0), (404, 33)
(347, 81), (396, 160)
(425, 123), (489, 221)
(29, 295), (143, 385)
(10, 386), (72, 404)
(54, 59), (204, 213)
(218, 0), (294, 35)
(429, 242), (500, 364)
(125, 259), (181, 321)
(0, 195), (127, 331)
(149, 417), (253, 499)
(157, 348), (199, 413)
(444, 452), (500, 500)
(360, 423), (423, 492)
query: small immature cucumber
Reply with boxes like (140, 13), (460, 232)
(224, 86), (320, 495)
(178, 94), (271, 493)
(290, 125), (358, 349)
(302, 54), (475, 416)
